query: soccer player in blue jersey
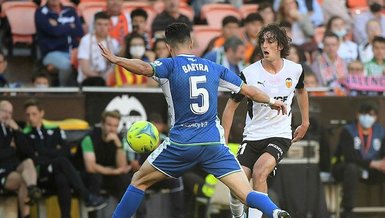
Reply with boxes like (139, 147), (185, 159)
(99, 23), (291, 218)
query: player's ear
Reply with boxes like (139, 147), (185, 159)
(166, 43), (173, 55)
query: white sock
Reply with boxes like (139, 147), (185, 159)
(248, 208), (263, 218)
(229, 193), (245, 218)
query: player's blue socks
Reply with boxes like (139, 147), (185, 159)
(113, 185), (145, 218)
(246, 191), (278, 218)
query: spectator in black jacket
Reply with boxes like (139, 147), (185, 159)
(0, 100), (41, 218)
(35, 0), (83, 86)
(332, 102), (385, 218)
(22, 99), (106, 218)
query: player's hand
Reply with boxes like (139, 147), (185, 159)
(99, 43), (118, 64)
(292, 123), (309, 143)
(269, 99), (287, 115)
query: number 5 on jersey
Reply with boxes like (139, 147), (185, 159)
(190, 76), (209, 114)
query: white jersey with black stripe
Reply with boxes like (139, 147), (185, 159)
(240, 59), (304, 141)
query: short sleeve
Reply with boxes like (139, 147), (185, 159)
(295, 70), (305, 89)
(81, 136), (94, 153)
(230, 72), (247, 103)
(219, 65), (243, 93)
(151, 58), (173, 79)
(77, 35), (90, 60)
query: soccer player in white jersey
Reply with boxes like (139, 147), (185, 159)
(222, 24), (310, 218)
(99, 23), (291, 218)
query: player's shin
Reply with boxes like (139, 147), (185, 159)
(245, 191), (278, 218)
(113, 185), (145, 218)
(229, 192), (245, 218)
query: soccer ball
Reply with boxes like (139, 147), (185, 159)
(126, 121), (160, 153)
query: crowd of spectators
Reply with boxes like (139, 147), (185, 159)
(0, 0), (383, 95)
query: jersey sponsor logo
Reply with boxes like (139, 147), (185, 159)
(181, 121), (208, 128)
(354, 137), (361, 150)
(285, 78), (292, 88)
(274, 96), (289, 102)
(105, 95), (147, 131)
(257, 80), (266, 87)
(182, 64), (209, 74)
(152, 60), (163, 66)
(187, 57), (197, 62)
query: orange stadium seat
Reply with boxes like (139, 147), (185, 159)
(179, 3), (195, 22)
(350, 6), (369, 17)
(2, 2), (37, 44)
(77, 1), (106, 27)
(239, 4), (259, 18)
(201, 4), (241, 28)
(191, 25), (221, 56)
(347, 0), (367, 8)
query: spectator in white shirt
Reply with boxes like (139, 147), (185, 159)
(77, 12), (119, 85)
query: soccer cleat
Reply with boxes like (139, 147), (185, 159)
(273, 209), (291, 218)
(85, 194), (107, 211)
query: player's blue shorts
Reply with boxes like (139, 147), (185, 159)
(147, 138), (242, 178)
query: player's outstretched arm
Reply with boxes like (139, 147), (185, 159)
(222, 99), (240, 144)
(98, 43), (154, 77)
(292, 88), (310, 143)
(240, 84), (287, 115)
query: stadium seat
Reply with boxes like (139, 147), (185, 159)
(201, 4), (241, 28)
(239, 4), (259, 18)
(350, 6), (369, 17)
(77, 1), (106, 27)
(122, 2), (157, 32)
(191, 25), (221, 56)
(2, 2), (37, 45)
(347, 0), (368, 8)
(179, 3), (195, 22)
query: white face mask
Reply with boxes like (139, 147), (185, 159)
(333, 28), (347, 38)
(35, 84), (49, 89)
(130, 45), (145, 58)
(358, 114), (376, 129)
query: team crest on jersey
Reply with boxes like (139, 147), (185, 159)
(285, 78), (292, 88)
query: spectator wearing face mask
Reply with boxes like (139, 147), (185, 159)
(331, 102), (385, 218)
(32, 72), (51, 88)
(325, 16), (358, 64)
(353, 0), (385, 44)
(108, 33), (157, 87)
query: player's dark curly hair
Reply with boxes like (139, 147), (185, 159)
(165, 23), (192, 48)
(257, 24), (291, 58)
